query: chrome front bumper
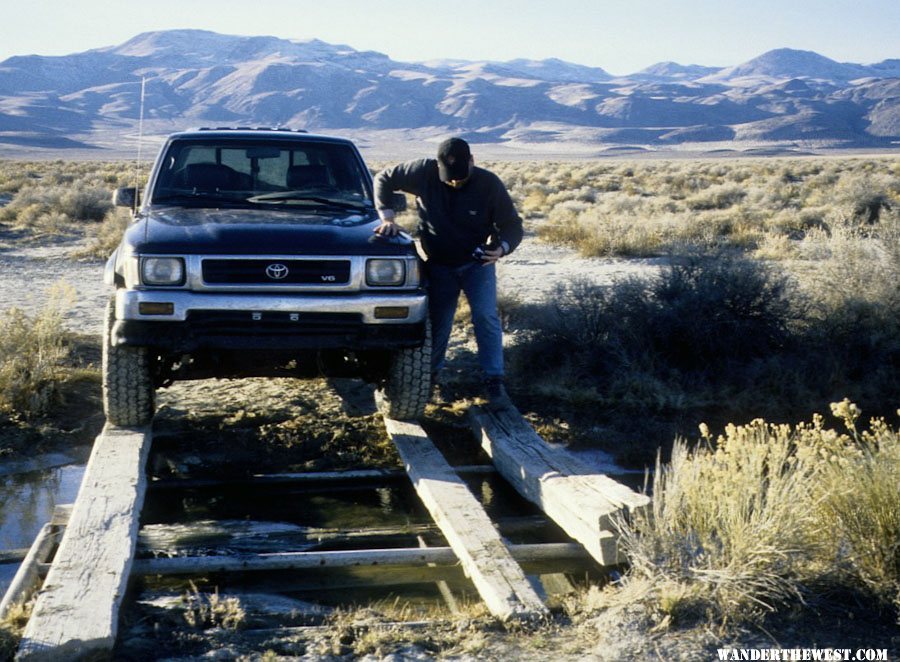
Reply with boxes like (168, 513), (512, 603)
(115, 289), (428, 325)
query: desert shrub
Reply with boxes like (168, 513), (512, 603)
(58, 185), (112, 222)
(0, 161), (131, 236)
(768, 206), (828, 239)
(616, 405), (900, 623)
(74, 207), (132, 260)
(835, 172), (898, 224)
(491, 156), (899, 262)
(796, 209), (900, 408)
(641, 254), (795, 368)
(818, 401), (900, 608)
(521, 186), (550, 215)
(508, 245), (900, 462)
(539, 201), (671, 257)
(0, 184), (111, 228)
(753, 232), (797, 260)
(0, 285), (73, 418)
(512, 253), (796, 392)
(618, 421), (823, 621)
(684, 183), (747, 211)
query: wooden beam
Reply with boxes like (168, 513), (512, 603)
(130, 542), (588, 575)
(0, 524), (59, 619)
(468, 405), (649, 566)
(147, 465), (496, 490)
(17, 425), (152, 661)
(138, 514), (549, 556)
(384, 417), (548, 623)
(0, 504), (75, 604)
(0, 549), (29, 564)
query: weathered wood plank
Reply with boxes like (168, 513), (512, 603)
(469, 405), (649, 565)
(131, 542), (588, 575)
(148, 465), (496, 490)
(139, 520), (318, 556)
(137, 514), (551, 557)
(0, 549), (30, 564)
(384, 417), (548, 622)
(0, 524), (59, 619)
(50, 504), (73, 526)
(17, 424), (152, 661)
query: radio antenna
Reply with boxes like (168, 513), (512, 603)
(133, 76), (146, 213)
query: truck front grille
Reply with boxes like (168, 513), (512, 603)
(202, 259), (351, 285)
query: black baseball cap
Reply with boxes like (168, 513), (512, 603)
(436, 137), (471, 182)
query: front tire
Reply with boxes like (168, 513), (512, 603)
(377, 322), (431, 420)
(102, 296), (155, 427)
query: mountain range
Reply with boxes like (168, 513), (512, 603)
(0, 29), (898, 154)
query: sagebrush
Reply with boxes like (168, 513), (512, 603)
(0, 284), (74, 419)
(616, 403), (900, 623)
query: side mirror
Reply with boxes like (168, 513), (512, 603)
(392, 192), (408, 212)
(113, 187), (139, 209)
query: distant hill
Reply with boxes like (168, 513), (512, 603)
(699, 48), (872, 83)
(0, 30), (897, 153)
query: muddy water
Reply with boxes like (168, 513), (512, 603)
(135, 471), (596, 615)
(0, 446), (638, 607)
(0, 463), (85, 595)
(0, 454), (636, 602)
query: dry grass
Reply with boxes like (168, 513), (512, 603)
(817, 401), (900, 612)
(181, 582), (246, 630)
(0, 603), (31, 659)
(0, 160), (138, 270)
(0, 283), (74, 419)
(0, 161), (132, 238)
(72, 207), (132, 260)
(506, 176), (899, 463)
(614, 404), (900, 624)
(320, 598), (491, 658)
(485, 156), (900, 260)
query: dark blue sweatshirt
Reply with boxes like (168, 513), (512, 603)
(374, 158), (524, 267)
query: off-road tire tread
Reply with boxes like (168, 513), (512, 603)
(102, 297), (155, 427)
(378, 321), (431, 420)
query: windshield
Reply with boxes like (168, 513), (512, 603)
(151, 138), (374, 209)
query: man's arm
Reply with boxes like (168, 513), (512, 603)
(373, 159), (429, 236)
(490, 176), (524, 257)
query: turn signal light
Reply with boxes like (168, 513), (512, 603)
(139, 302), (175, 315)
(374, 306), (409, 319)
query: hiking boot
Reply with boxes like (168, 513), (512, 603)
(483, 376), (511, 407)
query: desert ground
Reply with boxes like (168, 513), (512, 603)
(1, 154), (897, 660)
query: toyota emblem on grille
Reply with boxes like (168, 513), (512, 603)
(265, 263), (289, 280)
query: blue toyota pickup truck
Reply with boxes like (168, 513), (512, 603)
(104, 128), (430, 425)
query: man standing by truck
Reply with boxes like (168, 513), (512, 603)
(373, 137), (523, 404)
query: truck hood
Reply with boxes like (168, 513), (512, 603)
(123, 206), (413, 256)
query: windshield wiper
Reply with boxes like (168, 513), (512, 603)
(153, 192), (244, 205)
(246, 192), (368, 210)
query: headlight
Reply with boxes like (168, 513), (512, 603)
(366, 259), (405, 286)
(142, 257), (185, 285)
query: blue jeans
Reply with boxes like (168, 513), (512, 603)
(427, 261), (503, 378)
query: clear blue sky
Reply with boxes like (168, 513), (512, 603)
(2, 0), (898, 75)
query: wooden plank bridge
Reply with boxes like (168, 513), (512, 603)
(4, 401), (647, 660)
